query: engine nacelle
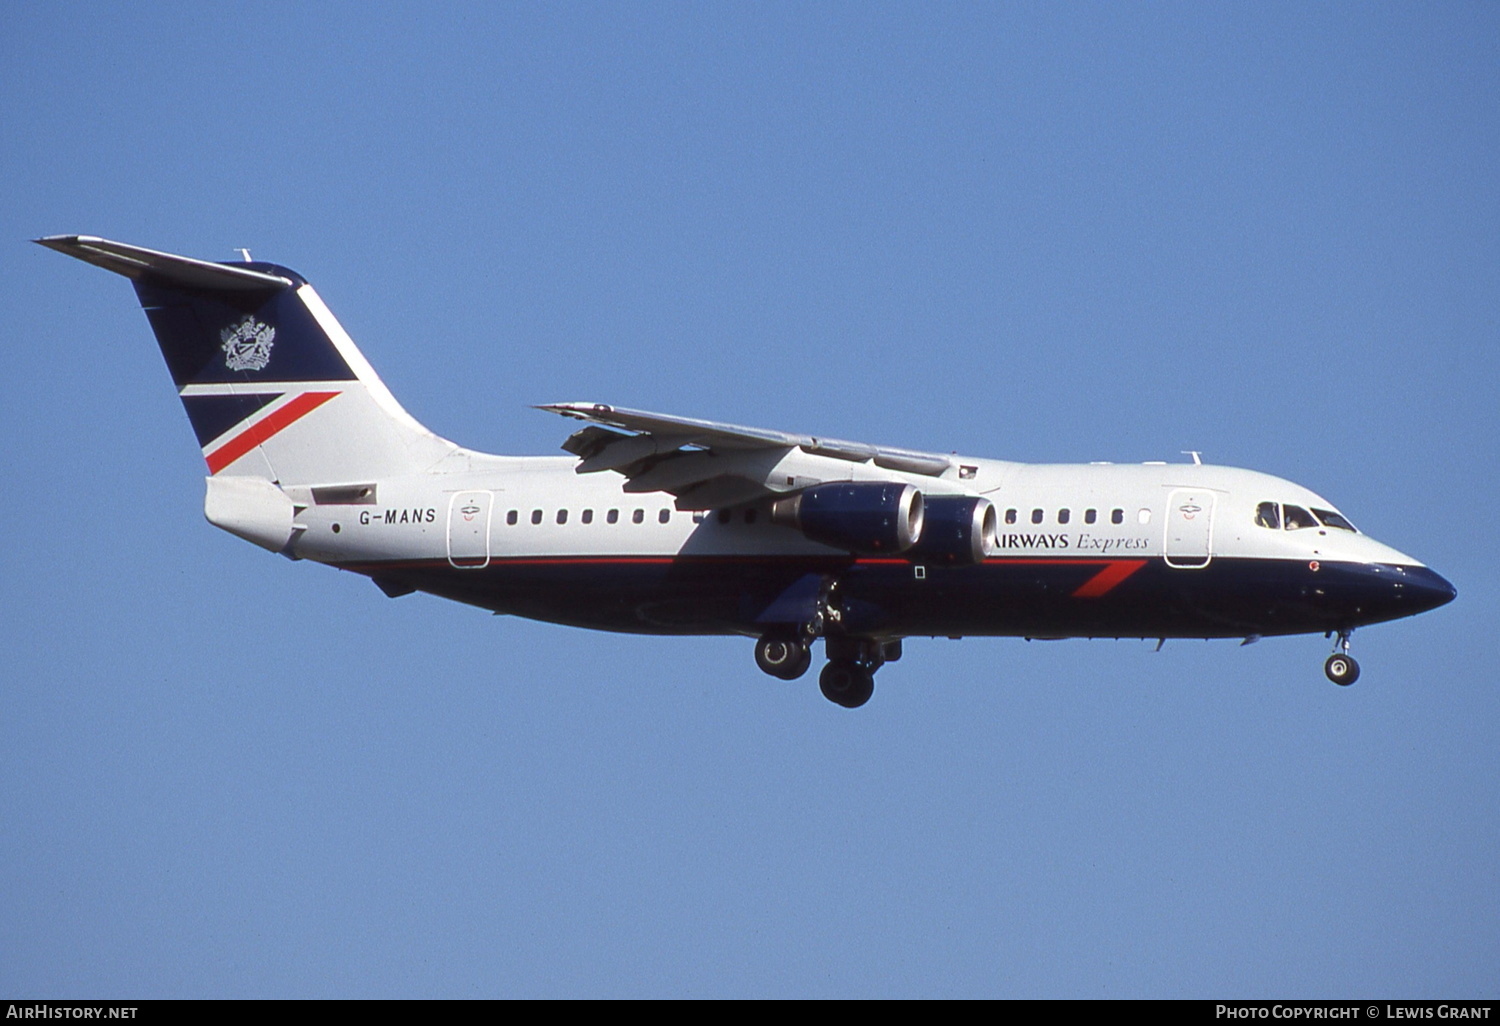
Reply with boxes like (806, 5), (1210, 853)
(908, 495), (998, 565)
(771, 482), (925, 555)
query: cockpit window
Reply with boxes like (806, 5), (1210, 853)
(1282, 505), (1319, 530)
(1254, 501), (1280, 529)
(1313, 508), (1357, 533)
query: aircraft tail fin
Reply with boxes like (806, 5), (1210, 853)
(37, 235), (454, 484)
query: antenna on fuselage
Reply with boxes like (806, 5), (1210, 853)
(235, 248), (253, 263)
(1182, 451), (1203, 465)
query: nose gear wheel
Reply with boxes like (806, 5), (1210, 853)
(1324, 630), (1360, 685)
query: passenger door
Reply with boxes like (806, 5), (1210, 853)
(1164, 489), (1215, 569)
(447, 490), (493, 568)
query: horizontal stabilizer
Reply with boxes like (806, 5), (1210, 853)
(34, 235), (293, 291)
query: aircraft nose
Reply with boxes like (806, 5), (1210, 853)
(1402, 565), (1457, 614)
(1338, 563), (1456, 627)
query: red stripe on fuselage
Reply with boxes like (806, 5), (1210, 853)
(471, 557), (676, 566)
(204, 391), (339, 474)
(336, 554), (1150, 597)
(976, 557), (1149, 597)
(1069, 559), (1148, 597)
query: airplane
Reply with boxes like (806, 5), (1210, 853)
(37, 235), (1456, 707)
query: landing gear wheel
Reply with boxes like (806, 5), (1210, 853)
(755, 636), (811, 680)
(819, 660), (875, 708)
(1325, 653), (1360, 686)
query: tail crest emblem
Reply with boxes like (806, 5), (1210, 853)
(221, 317), (276, 371)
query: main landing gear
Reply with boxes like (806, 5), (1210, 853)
(1324, 630), (1360, 686)
(818, 636), (900, 708)
(753, 633), (899, 709)
(753, 575), (901, 707)
(754, 635), (812, 681)
(819, 660), (875, 709)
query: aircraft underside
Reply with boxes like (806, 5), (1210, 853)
(343, 553), (1442, 641)
(334, 553), (1451, 705)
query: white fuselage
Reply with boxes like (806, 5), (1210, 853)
(287, 456), (1421, 573)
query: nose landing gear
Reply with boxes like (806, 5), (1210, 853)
(1324, 631), (1360, 686)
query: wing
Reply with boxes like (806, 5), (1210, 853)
(536, 402), (954, 510)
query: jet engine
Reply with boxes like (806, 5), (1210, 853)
(907, 495), (998, 565)
(771, 482), (924, 555)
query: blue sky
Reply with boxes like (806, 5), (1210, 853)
(2, 2), (1496, 998)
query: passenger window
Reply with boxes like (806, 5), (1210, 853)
(744, 509), (758, 524)
(717, 509), (732, 524)
(1031, 509), (1044, 525)
(1005, 509), (1017, 525)
(1137, 508), (1151, 525)
(556, 509), (568, 525)
(1084, 509), (1097, 524)
(1057, 509), (1070, 525)
(1255, 502), (1280, 529)
(1283, 505), (1318, 530)
(582, 509), (593, 524)
(1313, 508), (1357, 532)
(607, 509), (619, 524)
(531, 509), (542, 525)
(633, 509), (645, 524)
(659, 509), (671, 524)
(1111, 509), (1124, 525)
(506, 510), (518, 526)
